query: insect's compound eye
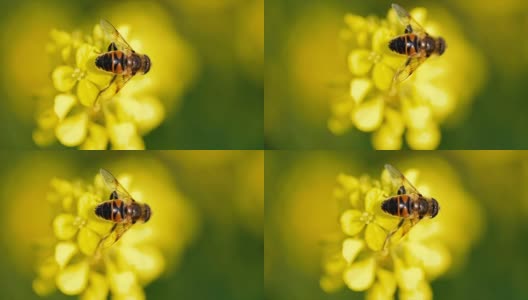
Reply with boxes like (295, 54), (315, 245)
(143, 204), (152, 222)
(430, 198), (440, 218)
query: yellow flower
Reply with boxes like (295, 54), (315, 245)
(33, 169), (194, 299)
(328, 5), (485, 149)
(34, 21), (164, 149)
(321, 164), (482, 300)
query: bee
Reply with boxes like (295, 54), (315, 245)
(94, 19), (151, 106)
(94, 168), (152, 252)
(381, 164), (439, 250)
(388, 3), (446, 86)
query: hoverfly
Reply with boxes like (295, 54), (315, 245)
(94, 19), (151, 106)
(381, 164), (439, 250)
(389, 3), (446, 86)
(94, 169), (151, 253)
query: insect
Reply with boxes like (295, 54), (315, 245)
(381, 164), (439, 250)
(388, 3), (446, 86)
(94, 19), (151, 106)
(94, 168), (152, 252)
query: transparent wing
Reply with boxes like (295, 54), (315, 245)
(114, 74), (134, 94)
(384, 164), (421, 195)
(100, 168), (134, 203)
(96, 222), (133, 251)
(392, 55), (426, 85)
(100, 19), (134, 51)
(391, 3), (427, 36)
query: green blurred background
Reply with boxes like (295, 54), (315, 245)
(0, 150), (263, 299)
(265, 151), (528, 300)
(265, 0), (528, 149)
(0, 0), (263, 149)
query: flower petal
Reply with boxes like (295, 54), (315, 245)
(396, 264), (424, 291)
(406, 124), (441, 150)
(365, 223), (387, 251)
(365, 188), (384, 213)
(54, 94), (77, 120)
(117, 246), (165, 284)
(116, 96), (165, 134)
(404, 242), (451, 279)
(372, 125), (402, 150)
(78, 227), (100, 256)
(348, 49), (373, 76)
(404, 105), (432, 130)
(55, 242), (78, 268)
(349, 78), (372, 104)
(109, 122), (145, 150)
(76, 44), (97, 69)
(80, 123), (109, 150)
(33, 277), (56, 296)
(109, 271), (137, 295)
(340, 209), (366, 236)
(53, 214), (78, 240)
(320, 275), (344, 293)
(81, 272), (109, 300)
(77, 192), (100, 219)
(56, 261), (89, 295)
(399, 280), (432, 300)
(343, 257), (376, 291)
(52, 66), (76, 92)
(342, 238), (365, 264)
(377, 268), (397, 296)
(55, 113), (88, 147)
(352, 97), (384, 132)
(372, 63), (393, 91)
(77, 79), (100, 107)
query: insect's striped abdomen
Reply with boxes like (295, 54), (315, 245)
(95, 51), (126, 74)
(95, 200), (126, 223)
(381, 195), (411, 218)
(389, 34), (419, 56)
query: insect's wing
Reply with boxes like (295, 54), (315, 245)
(114, 74), (134, 95)
(391, 3), (427, 36)
(384, 164), (421, 195)
(100, 19), (134, 51)
(97, 222), (134, 250)
(100, 168), (134, 203)
(392, 55), (426, 86)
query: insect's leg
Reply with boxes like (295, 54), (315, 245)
(383, 218), (405, 251)
(93, 75), (117, 107)
(405, 25), (413, 34)
(109, 191), (118, 200)
(397, 186), (406, 195)
(107, 42), (117, 51)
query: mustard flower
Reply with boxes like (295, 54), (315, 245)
(321, 164), (482, 300)
(33, 170), (192, 299)
(34, 21), (164, 149)
(328, 5), (484, 149)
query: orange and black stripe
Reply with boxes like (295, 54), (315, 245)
(381, 195), (412, 218)
(388, 34), (419, 56)
(95, 200), (126, 222)
(95, 51), (127, 74)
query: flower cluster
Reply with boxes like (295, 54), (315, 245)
(328, 5), (483, 149)
(33, 171), (166, 300)
(34, 22), (163, 149)
(320, 165), (482, 300)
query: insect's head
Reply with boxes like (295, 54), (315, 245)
(437, 37), (446, 55)
(142, 55), (151, 74)
(430, 198), (440, 218)
(143, 204), (152, 222)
